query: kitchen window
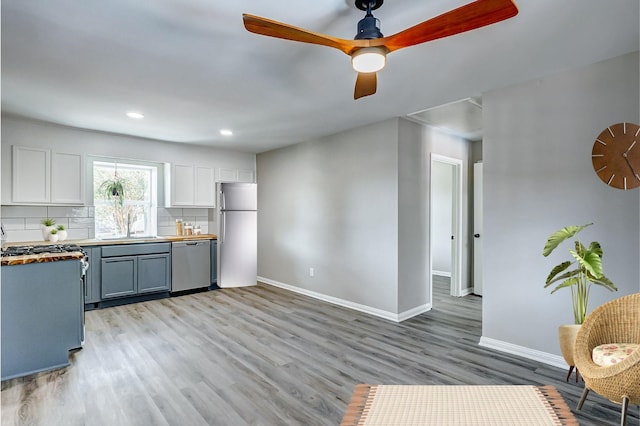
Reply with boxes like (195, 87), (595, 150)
(93, 160), (158, 239)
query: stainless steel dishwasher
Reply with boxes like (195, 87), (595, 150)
(171, 240), (211, 292)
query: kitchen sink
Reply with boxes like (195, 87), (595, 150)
(98, 236), (159, 241)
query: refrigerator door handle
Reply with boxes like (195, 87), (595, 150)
(220, 211), (226, 244)
(221, 189), (226, 211)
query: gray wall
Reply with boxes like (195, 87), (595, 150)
(257, 119), (400, 314)
(482, 52), (640, 356)
(257, 117), (473, 317)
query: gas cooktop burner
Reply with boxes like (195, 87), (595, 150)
(2, 244), (85, 257)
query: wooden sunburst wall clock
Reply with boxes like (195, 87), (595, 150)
(592, 122), (640, 190)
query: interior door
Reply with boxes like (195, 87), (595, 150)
(430, 154), (463, 299)
(473, 162), (483, 296)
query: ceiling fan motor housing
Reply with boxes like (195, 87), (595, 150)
(355, 15), (383, 39)
(355, 0), (384, 40)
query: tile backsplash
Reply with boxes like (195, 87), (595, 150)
(157, 208), (211, 237)
(1, 205), (213, 243)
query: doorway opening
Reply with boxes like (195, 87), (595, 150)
(429, 154), (463, 306)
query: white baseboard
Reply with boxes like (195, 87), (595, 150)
(432, 270), (452, 278)
(479, 336), (567, 370)
(258, 276), (431, 323)
(398, 303), (432, 322)
(460, 287), (474, 297)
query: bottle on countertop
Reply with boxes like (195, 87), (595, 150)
(176, 219), (183, 236)
(184, 222), (193, 236)
(194, 225), (201, 235)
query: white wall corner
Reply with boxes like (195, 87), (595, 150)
(459, 287), (474, 297)
(397, 303), (432, 322)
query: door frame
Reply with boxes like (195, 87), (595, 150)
(429, 153), (463, 298)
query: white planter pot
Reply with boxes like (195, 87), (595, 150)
(57, 230), (67, 241)
(49, 234), (59, 243)
(41, 225), (56, 241)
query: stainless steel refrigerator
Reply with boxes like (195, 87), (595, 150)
(217, 182), (257, 288)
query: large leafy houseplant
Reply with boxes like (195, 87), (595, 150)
(543, 223), (617, 324)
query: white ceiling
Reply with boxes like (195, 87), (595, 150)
(2, 0), (638, 153)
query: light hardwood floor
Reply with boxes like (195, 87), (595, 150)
(2, 280), (638, 425)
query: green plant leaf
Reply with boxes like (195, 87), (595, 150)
(40, 218), (56, 226)
(545, 268), (580, 287)
(99, 178), (127, 207)
(571, 247), (603, 278)
(549, 277), (579, 294)
(588, 241), (603, 257)
(590, 275), (618, 292)
(544, 262), (572, 286)
(542, 223), (592, 257)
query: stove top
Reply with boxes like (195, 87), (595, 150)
(2, 244), (86, 257)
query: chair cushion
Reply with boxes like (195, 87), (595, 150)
(592, 343), (640, 367)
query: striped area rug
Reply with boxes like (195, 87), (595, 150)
(341, 384), (578, 425)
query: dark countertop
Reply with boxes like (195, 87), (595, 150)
(0, 234), (217, 265)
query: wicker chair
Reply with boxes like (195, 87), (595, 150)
(574, 292), (640, 426)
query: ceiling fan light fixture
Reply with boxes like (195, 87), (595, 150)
(126, 111), (144, 119)
(351, 47), (386, 73)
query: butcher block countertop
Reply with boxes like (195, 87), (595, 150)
(1, 234), (217, 266)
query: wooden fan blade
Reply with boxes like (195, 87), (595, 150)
(378, 0), (518, 53)
(243, 14), (367, 55)
(354, 72), (377, 100)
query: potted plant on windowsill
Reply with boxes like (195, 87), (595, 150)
(40, 218), (56, 241)
(542, 223), (617, 381)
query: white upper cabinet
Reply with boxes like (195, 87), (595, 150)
(217, 168), (237, 182)
(51, 152), (84, 204)
(11, 146), (84, 205)
(194, 166), (215, 206)
(165, 163), (215, 207)
(12, 146), (50, 203)
(170, 164), (195, 206)
(217, 168), (255, 183)
(237, 169), (255, 183)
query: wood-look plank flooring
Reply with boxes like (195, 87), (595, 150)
(2, 278), (638, 425)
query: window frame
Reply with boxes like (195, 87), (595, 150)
(89, 156), (163, 239)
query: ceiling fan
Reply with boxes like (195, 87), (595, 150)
(243, 0), (518, 100)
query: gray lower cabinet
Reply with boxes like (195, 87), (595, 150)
(138, 254), (171, 293)
(102, 256), (137, 298)
(101, 243), (171, 300)
(1, 259), (83, 380)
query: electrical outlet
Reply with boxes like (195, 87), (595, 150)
(309, 267), (314, 277)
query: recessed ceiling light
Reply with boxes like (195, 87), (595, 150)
(220, 129), (233, 136)
(126, 111), (144, 119)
